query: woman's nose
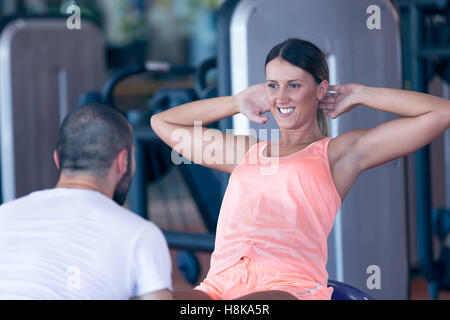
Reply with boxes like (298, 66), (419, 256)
(276, 87), (289, 103)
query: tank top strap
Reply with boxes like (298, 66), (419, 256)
(320, 137), (333, 160)
(316, 136), (332, 155)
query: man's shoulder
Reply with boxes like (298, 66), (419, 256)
(90, 196), (164, 239)
(112, 205), (160, 233)
(0, 188), (156, 232)
(0, 189), (46, 212)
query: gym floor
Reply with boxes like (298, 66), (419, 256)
(141, 164), (450, 300)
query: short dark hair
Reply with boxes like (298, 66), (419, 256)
(56, 104), (133, 177)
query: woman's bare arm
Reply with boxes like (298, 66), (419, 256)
(151, 85), (270, 173)
(152, 96), (240, 127)
(322, 84), (450, 172)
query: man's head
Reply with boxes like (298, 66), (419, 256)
(54, 104), (134, 205)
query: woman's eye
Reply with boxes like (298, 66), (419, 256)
(290, 83), (301, 88)
(267, 83), (278, 89)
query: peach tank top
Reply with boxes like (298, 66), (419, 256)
(209, 137), (342, 286)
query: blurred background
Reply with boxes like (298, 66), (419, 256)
(0, 0), (220, 64)
(0, 0), (222, 112)
(0, 0), (449, 300)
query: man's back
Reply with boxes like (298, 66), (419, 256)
(0, 188), (172, 300)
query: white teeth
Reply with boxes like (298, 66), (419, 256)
(279, 107), (294, 114)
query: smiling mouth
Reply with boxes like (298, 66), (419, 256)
(277, 107), (296, 116)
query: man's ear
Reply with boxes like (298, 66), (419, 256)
(116, 150), (128, 175)
(53, 150), (60, 170)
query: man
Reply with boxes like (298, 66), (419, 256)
(0, 104), (172, 300)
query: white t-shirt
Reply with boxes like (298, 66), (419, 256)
(0, 188), (172, 300)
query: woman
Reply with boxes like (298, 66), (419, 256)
(151, 38), (450, 300)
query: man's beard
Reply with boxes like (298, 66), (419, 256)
(112, 152), (133, 206)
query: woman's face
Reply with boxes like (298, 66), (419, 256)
(265, 57), (326, 130)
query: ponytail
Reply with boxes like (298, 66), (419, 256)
(317, 109), (330, 137)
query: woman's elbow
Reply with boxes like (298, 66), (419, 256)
(445, 107), (450, 129)
(150, 114), (162, 132)
(150, 114), (157, 129)
(436, 99), (450, 129)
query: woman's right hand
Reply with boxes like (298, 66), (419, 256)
(235, 84), (271, 124)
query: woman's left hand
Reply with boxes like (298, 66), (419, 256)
(318, 84), (363, 119)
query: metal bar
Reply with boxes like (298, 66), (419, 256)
(128, 136), (148, 219)
(127, 127), (163, 219)
(418, 47), (450, 58)
(443, 83), (450, 209)
(409, 5), (439, 297)
(327, 53), (344, 283)
(133, 126), (162, 140)
(57, 68), (69, 124)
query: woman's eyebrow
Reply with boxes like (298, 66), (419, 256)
(265, 79), (304, 82)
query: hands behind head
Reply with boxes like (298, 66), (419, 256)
(236, 83), (271, 124)
(318, 83), (363, 119)
(236, 83), (363, 124)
